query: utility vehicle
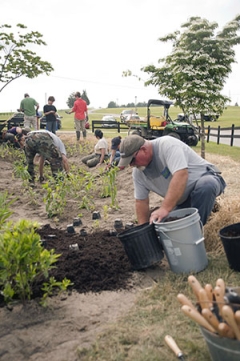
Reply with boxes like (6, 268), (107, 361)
(126, 99), (198, 146)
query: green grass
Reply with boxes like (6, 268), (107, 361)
(1, 105), (239, 130)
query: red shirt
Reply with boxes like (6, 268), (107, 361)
(72, 98), (87, 120)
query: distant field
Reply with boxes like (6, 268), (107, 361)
(1, 105), (239, 130)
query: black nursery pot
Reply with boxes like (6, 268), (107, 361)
(117, 222), (164, 270)
(219, 222), (240, 272)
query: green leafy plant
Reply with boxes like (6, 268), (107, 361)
(0, 219), (62, 303)
(40, 276), (73, 307)
(0, 191), (14, 227)
(42, 176), (70, 218)
(100, 167), (119, 208)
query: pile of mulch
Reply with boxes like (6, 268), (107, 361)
(37, 224), (133, 295)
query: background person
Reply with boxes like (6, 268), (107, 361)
(82, 129), (109, 168)
(17, 130), (69, 184)
(106, 136), (121, 169)
(19, 93), (39, 130)
(43, 96), (57, 134)
(67, 92), (88, 141)
(2, 126), (30, 148)
(118, 134), (226, 226)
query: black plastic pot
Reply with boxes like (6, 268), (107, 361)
(219, 222), (240, 272)
(118, 223), (164, 270)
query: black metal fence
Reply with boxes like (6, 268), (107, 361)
(205, 124), (240, 147)
(91, 120), (129, 133)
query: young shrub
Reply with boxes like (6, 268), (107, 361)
(0, 219), (62, 303)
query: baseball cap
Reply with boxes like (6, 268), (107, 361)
(111, 137), (121, 150)
(118, 135), (145, 167)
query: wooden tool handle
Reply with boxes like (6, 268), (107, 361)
(214, 286), (225, 316)
(201, 308), (220, 332)
(198, 288), (211, 310)
(188, 276), (202, 301)
(181, 305), (215, 333)
(216, 278), (225, 295)
(164, 335), (183, 357)
(222, 305), (240, 340)
(234, 310), (240, 327)
(204, 284), (213, 306)
(218, 322), (235, 339)
(177, 293), (195, 309)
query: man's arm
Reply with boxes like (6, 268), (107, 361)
(150, 168), (188, 223)
(136, 198), (150, 225)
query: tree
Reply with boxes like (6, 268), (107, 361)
(108, 101), (117, 108)
(66, 90), (90, 108)
(128, 15), (240, 158)
(0, 23), (54, 93)
(81, 89), (90, 105)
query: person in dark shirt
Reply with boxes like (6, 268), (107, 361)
(43, 96), (57, 134)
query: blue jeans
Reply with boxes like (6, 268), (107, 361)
(176, 172), (226, 225)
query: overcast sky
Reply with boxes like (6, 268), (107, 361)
(0, 0), (240, 112)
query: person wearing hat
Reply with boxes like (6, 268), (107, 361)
(106, 136), (122, 169)
(82, 130), (109, 168)
(118, 135), (226, 225)
(19, 93), (39, 130)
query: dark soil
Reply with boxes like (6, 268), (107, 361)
(37, 224), (133, 295)
(164, 214), (190, 222)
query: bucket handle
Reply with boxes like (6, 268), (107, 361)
(159, 230), (204, 246)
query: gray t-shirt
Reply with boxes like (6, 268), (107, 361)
(133, 136), (215, 205)
(29, 130), (66, 155)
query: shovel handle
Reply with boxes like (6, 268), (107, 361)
(164, 335), (183, 358)
(213, 286), (225, 316)
(181, 305), (215, 333)
(234, 310), (240, 327)
(201, 308), (220, 332)
(177, 293), (195, 309)
(218, 322), (235, 339)
(198, 288), (211, 310)
(204, 284), (213, 306)
(216, 279), (225, 299)
(222, 305), (240, 340)
(188, 275), (202, 301)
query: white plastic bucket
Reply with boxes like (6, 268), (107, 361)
(154, 208), (208, 274)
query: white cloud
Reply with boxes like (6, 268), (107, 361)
(0, 0), (239, 111)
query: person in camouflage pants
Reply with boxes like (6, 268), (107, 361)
(23, 131), (63, 182)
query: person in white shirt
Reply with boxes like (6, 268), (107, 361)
(82, 130), (109, 167)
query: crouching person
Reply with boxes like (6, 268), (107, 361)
(17, 130), (69, 184)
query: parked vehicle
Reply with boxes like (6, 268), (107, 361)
(127, 99), (198, 146)
(120, 109), (138, 123)
(40, 113), (62, 129)
(7, 112), (24, 129)
(101, 115), (118, 128)
(178, 113), (219, 123)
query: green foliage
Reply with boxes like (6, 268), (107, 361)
(40, 276), (73, 307)
(0, 219), (60, 303)
(100, 167), (119, 208)
(142, 15), (240, 117)
(42, 175), (70, 218)
(0, 191), (14, 227)
(66, 90), (90, 108)
(0, 23), (53, 93)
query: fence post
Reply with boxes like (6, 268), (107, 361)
(217, 126), (220, 144)
(231, 124), (234, 147)
(207, 125), (210, 142)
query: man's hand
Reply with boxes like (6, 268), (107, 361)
(149, 207), (169, 224)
